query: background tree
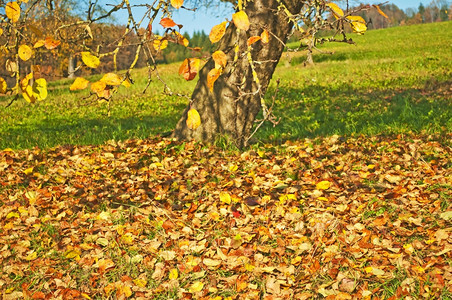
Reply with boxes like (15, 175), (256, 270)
(419, 2), (426, 22)
(1, 0), (387, 147)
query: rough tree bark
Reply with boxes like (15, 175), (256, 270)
(172, 0), (304, 147)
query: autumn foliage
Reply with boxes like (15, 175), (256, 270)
(1, 135), (451, 298)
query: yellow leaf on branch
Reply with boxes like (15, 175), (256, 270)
(209, 21), (227, 43)
(6, 59), (17, 74)
(173, 31), (189, 47)
(22, 85), (36, 103)
(232, 11), (250, 31)
(21, 74), (47, 103)
(261, 29), (269, 43)
(0, 77), (7, 94)
(18, 44), (32, 61)
(327, 3), (344, 19)
(347, 16), (367, 34)
(171, 0), (183, 9)
(70, 77), (90, 91)
(33, 78), (47, 101)
(34, 39), (45, 48)
(186, 108), (201, 130)
(212, 50), (227, 69)
(100, 73), (122, 86)
(153, 35), (168, 51)
(6, 1), (21, 23)
(81, 51), (100, 68)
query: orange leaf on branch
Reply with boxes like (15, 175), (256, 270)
(247, 36), (261, 46)
(173, 31), (189, 47)
(232, 11), (250, 31)
(160, 17), (178, 28)
(44, 37), (61, 49)
(91, 80), (109, 98)
(147, 22), (152, 34)
(178, 58), (200, 81)
(373, 5), (389, 19)
(209, 21), (227, 43)
(207, 68), (221, 92)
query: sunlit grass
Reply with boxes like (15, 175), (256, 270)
(0, 21), (450, 149)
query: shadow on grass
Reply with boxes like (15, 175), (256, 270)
(289, 53), (349, 66)
(1, 80), (450, 149)
(257, 81), (451, 143)
(0, 114), (180, 149)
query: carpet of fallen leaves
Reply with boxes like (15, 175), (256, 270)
(1, 134), (451, 300)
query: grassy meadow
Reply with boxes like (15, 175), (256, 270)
(1, 21), (451, 149)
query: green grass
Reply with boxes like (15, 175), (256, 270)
(1, 21), (451, 149)
(264, 21), (451, 142)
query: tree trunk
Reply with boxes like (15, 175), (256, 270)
(172, 0), (303, 147)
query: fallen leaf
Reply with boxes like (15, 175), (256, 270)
(169, 268), (178, 279)
(316, 180), (331, 190)
(188, 281), (204, 293)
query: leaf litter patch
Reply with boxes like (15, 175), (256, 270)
(0, 134), (451, 299)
